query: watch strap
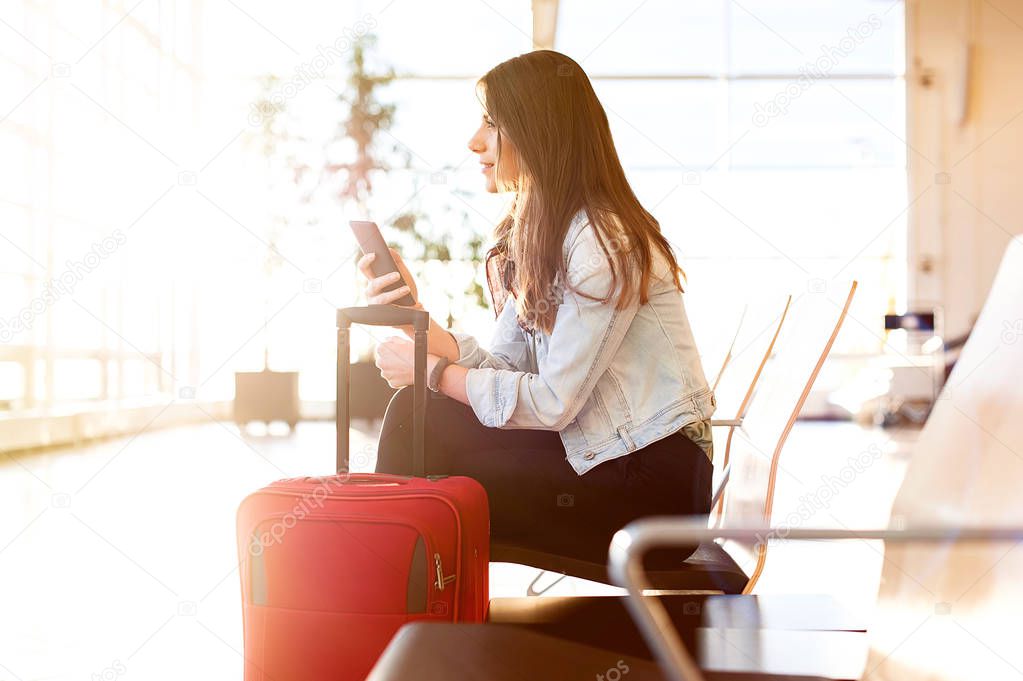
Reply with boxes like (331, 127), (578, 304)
(428, 356), (450, 392)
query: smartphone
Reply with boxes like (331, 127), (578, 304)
(349, 220), (417, 306)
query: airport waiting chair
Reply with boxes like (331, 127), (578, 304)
(369, 238), (1023, 680)
(485, 285), (859, 649)
(489, 284), (851, 595)
(708, 297), (790, 521)
(709, 304), (748, 395)
(522, 302), (770, 596)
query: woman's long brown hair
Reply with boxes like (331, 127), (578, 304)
(478, 49), (684, 333)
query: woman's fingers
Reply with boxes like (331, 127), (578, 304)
(360, 249), (417, 308)
(373, 344), (390, 370)
(367, 284), (412, 306)
(357, 252), (376, 276)
(364, 271), (398, 294)
(365, 271), (402, 297)
(389, 249), (418, 301)
(359, 249), (418, 311)
(374, 337), (402, 364)
(358, 253), (410, 301)
(374, 337), (413, 388)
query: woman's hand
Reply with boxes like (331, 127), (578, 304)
(374, 337), (416, 388)
(374, 338), (469, 405)
(358, 248), (420, 307)
(356, 247), (461, 361)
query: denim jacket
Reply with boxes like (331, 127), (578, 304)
(451, 210), (716, 476)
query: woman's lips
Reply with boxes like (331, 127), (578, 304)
(480, 162), (494, 174)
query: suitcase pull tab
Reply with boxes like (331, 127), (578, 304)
(433, 553), (456, 591)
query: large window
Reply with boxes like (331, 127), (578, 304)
(1, 0), (203, 412)
(554, 0), (907, 359)
(0, 0), (905, 415)
(369, 0), (908, 372)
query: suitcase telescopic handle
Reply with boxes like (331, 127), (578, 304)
(338, 304), (429, 331)
(336, 305), (429, 477)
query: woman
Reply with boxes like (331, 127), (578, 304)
(358, 50), (715, 568)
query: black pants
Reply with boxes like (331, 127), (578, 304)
(375, 388), (713, 568)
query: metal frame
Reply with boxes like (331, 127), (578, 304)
(607, 516), (1023, 681)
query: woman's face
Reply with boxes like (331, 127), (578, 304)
(467, 111), (518, 193)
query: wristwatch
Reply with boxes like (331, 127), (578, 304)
(428, 357), (451, 392)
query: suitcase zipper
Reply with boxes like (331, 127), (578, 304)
(433, 552), (456, 591)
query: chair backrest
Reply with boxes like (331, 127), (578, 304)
(718, 281), (858, 593)
(709, 296), (792, 520)
(866, 237), (1023, 680)
(709, 305), (748, 394)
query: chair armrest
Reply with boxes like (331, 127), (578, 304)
(709, 418), (742, 427)
(607, 516), (1023, 681)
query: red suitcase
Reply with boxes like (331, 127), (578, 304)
(236, 305), (490, 681)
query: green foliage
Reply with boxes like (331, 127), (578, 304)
(328, 34), (398, 210)
(254, 32), (490, 316)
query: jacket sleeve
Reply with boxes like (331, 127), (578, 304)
(449, 294), (530, 372)
(463, 223), (640, 430)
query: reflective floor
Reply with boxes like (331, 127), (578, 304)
(0, 415), (916, 680)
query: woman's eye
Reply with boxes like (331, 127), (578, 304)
(484, 118), (495, 128)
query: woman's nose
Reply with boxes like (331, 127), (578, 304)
(467, 128), (484, 153)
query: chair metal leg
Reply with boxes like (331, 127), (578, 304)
(526, 569), (568, 597)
